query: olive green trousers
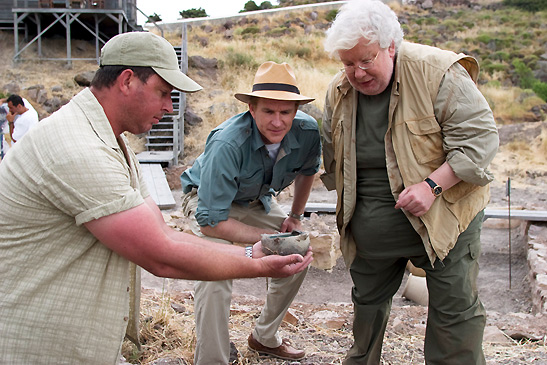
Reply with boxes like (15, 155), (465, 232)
(345, 211), (486, 365)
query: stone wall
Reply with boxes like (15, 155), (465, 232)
(527, 223), (547, 314)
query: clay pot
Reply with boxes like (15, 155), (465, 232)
(261, 230), (310, 256)
(402, 273), (429, 306)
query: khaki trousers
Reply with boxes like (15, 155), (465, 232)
(181, 190), (308, 365)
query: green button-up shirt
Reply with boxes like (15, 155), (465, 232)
(181, 110), (321, 227)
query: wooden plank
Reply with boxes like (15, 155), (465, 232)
(280, 203), (547, 222)
(140, 163), (175, 210)
(137, 151), (175, 165)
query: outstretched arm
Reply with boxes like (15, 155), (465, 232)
(84, 197), (312, 281)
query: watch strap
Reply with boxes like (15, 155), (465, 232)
(424, 177), (442, 197)
(245, 246), (253, 258)
(288, 211), (303, 221)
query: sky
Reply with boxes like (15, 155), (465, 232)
(136, 0), (277, 25)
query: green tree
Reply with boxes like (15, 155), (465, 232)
(242, 0), (260, 12)
(503, 0), (546, 11)
(146, 13), (161, 23)
(260, 1), (273, 9)
(179, 7), (208, 19)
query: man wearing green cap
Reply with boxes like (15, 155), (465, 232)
(180, 61), (321, 363)
(0, 32), (312, 364)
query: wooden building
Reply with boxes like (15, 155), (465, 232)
(0, 0), (141, 63)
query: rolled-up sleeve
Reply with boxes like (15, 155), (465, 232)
(435, 62), (499, 186)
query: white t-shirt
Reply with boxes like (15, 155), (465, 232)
(265, 142), (281, 161)
(12, 108), (39, 142)
(23, 98), (36, 113)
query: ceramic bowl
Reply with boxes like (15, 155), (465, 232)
(261, 230), (310, 256)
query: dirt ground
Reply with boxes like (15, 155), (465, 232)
(143, 182), (541, 314)
(138, 179), (547, 364)
(140, 131), (547, 364)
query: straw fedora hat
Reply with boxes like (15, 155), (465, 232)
(235, 61), (314, 105)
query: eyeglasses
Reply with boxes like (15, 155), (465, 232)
(343, 50), (380, 73)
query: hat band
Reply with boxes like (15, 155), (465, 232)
(252, 83), (300, 95)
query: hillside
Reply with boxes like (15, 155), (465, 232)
(1, 1), (546, 364)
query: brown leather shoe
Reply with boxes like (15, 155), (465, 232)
(247, 333), (305, 360)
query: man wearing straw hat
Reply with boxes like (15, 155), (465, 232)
(0, 33), (312, 364)
(181, 61), (321, 363)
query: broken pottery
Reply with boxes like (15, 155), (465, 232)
(261, 230), (310, 256)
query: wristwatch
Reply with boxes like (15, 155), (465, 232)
(424, 177), (443, 197)
(288, 211), (304, 221)
(245, 246), (253, 258)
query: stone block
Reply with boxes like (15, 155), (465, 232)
(308, 231), (341, 271)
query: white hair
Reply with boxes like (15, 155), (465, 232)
(324, 0), (404, 59)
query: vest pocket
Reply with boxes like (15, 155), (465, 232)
(404, 117), (444, 164)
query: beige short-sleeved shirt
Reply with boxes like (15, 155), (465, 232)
(0, 88), (149, 364)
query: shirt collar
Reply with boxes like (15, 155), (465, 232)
(250, 116), (265, 151)
(72, 88), (119, 150)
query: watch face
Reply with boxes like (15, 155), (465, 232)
(433, 186), (443, 196)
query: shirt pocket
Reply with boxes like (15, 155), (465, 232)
(404, 117), (445, 164)
(238, 169), (262, 198)
(279, 170), (299, 191)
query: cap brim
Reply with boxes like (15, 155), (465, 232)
(153, 67), (202, 93)
(234, 90), (314, 105)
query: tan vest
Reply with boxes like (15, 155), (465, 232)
(326, 42), (490, 266)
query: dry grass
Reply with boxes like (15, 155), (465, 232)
(481, 85), (545, 124)
(123, 289), (547, 364)
(2, 4), (544, 158)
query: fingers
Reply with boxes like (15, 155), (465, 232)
(262, 249), (314, 277)
(280, 218), (301, 233)
(395, 183), (434, 216)
(280, 220), (289, 233)
(286, 249), (314, 270)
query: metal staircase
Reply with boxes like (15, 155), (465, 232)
(135, 35), (190, 209)
(138, 39), (187, 167)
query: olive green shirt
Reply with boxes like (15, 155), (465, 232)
(350, 83), (423, 258)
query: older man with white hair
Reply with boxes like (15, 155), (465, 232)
(321, 0), (499, 363)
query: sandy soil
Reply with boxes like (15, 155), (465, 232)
(139, 178), (547, 363)
(143, 181), (542, 314)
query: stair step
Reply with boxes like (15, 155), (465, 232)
(145, 143), (173, 147)
(149, 129), (173, 132)
(144, 46), (182, 154)
(146, 136), (173, 140)
(147, 140), (174, 144)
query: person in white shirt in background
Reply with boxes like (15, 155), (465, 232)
(1, 94), (39, 155)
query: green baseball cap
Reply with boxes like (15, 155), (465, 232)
(100, 31), (202, 93)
